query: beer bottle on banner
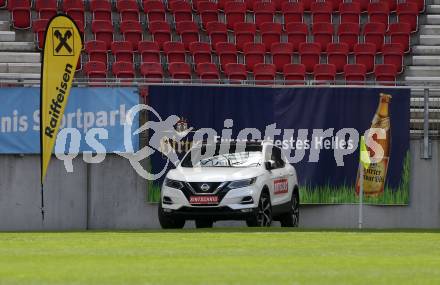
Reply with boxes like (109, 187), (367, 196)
(355, 93), (392, 196)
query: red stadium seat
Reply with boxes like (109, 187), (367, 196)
(368, 2), (389, 28)
(407, 0), (424, 12)
(234, 22), (257, 51)
(363, 22), (386, 53)
(271, 42), (293, 72)
(85, 40), (108, 65)
(273, 0), (289, 11)
(253, 63), (276, 85)
(283, 63), (306, 85)
(354, 43), (376, 73)
(339, 2), (360, 24)
(11, 0), (31, 29)
(149, 21), (171, 49)
(331, 0), (343, 11)
(111, 41), (134, 63)
(32, 19), (49, 50)
(143, 0), (166, 22)
(198, 1), (219, 29)
(163, 41), (186, 63)
(397, 2), (419, 32)
(254, 1), (276, 28)
(244, 42), (266, 71)
(189, 42), (212, 65)
(168, 62), (192, 80)
(169, 0), (193, 23)
(206, 22), (228, 50)
(90, 0), (112, 21)
(338, 23), (360, 52)
(225, 1), (246, 30)
(282, 1), (304, 25)
(0, 0), (6, 8)
(120, 21), (143, 51)
(140, 62), (163, 82)
(286, 22), (308, 52)
(35, 0), (57, 20)
(196, 63), (220, 81)
(299, 42), (321, 73)
(352, 0), (369, 12)
(92, 20), (114, 50)
(312, 22), (334, 52)
(84, 61), (107, 79)
(117, 0), (140, 22)
(176, 21), (200, 50)
(260, 22), (282, 52)
(63, 0), (84, 29)
(374, 64), (397, 85)
(382, 43), (404, 73)
(299, 0), (313, 11)
(218, 0), (233, 10)
(344, 64), (366, 85)
(384, 0), (397, 12)
(327, 42), (349, 73)
(244, 0), (255, 11)
(388, 23), (411, 53)
(314, 64), (336, 83)
(224, 63), (247, 83)
(112, 61), (135, 79)
(216, 42), (238, 71)
(311, 1), (333, 24)
(138, 41), (161, 63)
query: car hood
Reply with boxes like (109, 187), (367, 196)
(167, 166), (265, 182)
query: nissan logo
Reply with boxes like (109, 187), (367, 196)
(200, 184), (210, 192)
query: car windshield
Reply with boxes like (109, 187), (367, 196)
(180, 143), (263, 168)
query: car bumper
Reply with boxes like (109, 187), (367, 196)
(161, 206), (258, 221)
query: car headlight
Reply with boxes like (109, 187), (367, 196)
(164, 178), (185, 190)
(226, 178), (256, 190)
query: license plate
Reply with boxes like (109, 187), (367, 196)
(190, 195), (219, 205)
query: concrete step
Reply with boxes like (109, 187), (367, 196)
(0, 73), (40, 80)
(412, 55), (440, 65)
(427, 5), (440, 13)
(433, 0), (440, 5)
(0, 21), (9, 31)
(0, 42), (35, 52)
(0, 63), (41, 73)
(412, 45), (440, 54)
(405, 76), (440, 83)
(420, 25), (440, 35)
(427, 15), (440, 25)
(0, 52), (40, 63)
(419, 35), (440, 45)
(407, 66), (440, 76)
(0, 31), (15, 41)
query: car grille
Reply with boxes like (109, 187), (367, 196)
(187, 182), (223, 194)
(179, 182), (229, 205)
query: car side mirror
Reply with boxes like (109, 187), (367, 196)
(265, 160), (276, 170)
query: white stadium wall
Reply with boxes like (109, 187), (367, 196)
(0, 139), (439, 231)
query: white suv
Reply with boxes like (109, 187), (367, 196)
(158, 141), (299, 228)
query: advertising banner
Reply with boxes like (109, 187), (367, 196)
(40, 15), (83, 184)
(0, 87), (139, 153)
(147, 86), (410, 205)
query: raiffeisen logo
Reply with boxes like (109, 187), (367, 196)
(53, 104), (387, 181)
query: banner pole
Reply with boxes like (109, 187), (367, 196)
(358, 164), (363, 229)
(41, 183), (45, 221)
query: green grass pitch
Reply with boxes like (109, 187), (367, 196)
(0, 229), (439, 285)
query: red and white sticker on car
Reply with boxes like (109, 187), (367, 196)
(274, 179), (288, 195)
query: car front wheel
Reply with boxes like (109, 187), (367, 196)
(246, 191), (272, 227)
(158, 204), (185, 229)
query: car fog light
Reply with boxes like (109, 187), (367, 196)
(240, 208), (253, 213)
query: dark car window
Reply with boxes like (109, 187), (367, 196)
(270, 146), (285, 169)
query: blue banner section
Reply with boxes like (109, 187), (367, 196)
(148, 86), (411, 204)
(0, 87), (139, 153)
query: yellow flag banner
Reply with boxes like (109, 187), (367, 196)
(40, 15), (83, 185)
